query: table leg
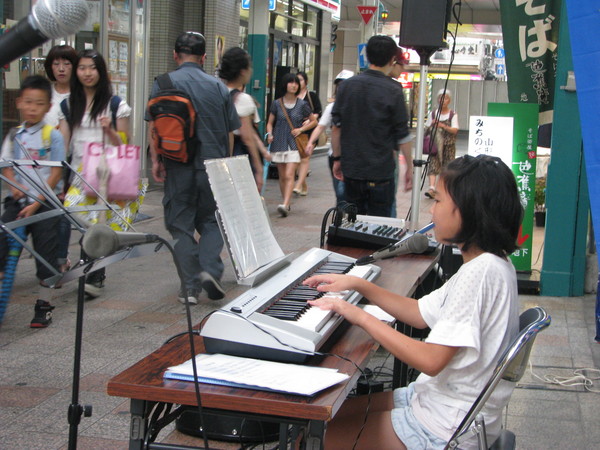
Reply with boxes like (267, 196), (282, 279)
(304, 420), (325, 450)
(278, 423), (289, 450)
(129, 399), (148, 450)
(392, 321), (411, 388)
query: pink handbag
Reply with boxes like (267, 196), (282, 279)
(82, 141), (141, 201)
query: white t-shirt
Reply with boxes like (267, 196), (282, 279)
(319, 102), (334, 155)
(57, 98), (131, 171)
(318, 102), (334, 128)
(45, 85), (70, 128)
(229, 88), (258, 136)
(409, 252), (519, 448)
(425, 110), (459, 128)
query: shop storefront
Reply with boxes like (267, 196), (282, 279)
(240, 0), (337, 111)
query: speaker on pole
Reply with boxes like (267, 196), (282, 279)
(399, 0), (451, 50)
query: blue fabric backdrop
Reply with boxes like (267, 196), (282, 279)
(565, 0), (600, 340)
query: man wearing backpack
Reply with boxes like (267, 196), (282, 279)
(146, 32), (240, 305)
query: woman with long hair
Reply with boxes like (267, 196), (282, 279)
(58, 49), (133, 299)
(219, 47), (270, 191)
(293, 71), (321, 196)
(266, 73), (316, 217)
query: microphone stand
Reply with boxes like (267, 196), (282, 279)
(67, 246), (92, 450)
(59, 240), (171, 450)
(409, 46), (440, 230)
(62, 235), (213, 450)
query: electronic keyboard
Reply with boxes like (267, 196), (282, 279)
(200, 247), (380, 363)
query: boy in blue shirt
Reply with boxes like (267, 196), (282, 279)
(0, 75), (66, 328)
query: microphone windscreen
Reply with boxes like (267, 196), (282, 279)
(82, 224), (119, 259)
(407, 233), (429, 254)
(32, 0), (89, 38)
(355, 255), (373, 266)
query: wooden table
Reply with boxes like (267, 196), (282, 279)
(107, 248), (439, 449)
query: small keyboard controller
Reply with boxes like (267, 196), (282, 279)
(327, 216), (407, 249)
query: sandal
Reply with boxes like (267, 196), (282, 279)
(277, 204), (290, 217)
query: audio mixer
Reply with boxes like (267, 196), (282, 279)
(327, 215), (407, 249)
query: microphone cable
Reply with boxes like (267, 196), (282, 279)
(320, 202), (357, 248)
(159, 236), (211, 450)
(211, 308), (372, 450)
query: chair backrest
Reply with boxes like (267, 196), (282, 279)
(445, 306), (551, 449)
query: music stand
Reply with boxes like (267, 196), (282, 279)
(0, 156), (155, 449)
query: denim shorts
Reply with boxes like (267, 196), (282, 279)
(391, 384), (447, 450)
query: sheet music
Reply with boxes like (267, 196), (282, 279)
(164, 353), (349, 396)
(205, 157), (284, 278)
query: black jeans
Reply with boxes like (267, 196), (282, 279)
(343, 177), (395, 217)
(0, 196), (60, 280)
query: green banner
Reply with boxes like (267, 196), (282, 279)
(499, 0), (561, 125)
(488, 103), (539, 272)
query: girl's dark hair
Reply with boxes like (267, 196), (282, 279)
(297, 71), (309, 85)
(440, 155), (523, 258)
(68, 49), (112, 130)
(219, 47), (251, 82)
(44, 45), (78, 81)
(279, 73), (300, 97)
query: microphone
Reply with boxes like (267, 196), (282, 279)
(356, 233), (430, 265)
(82, 224), (160, 259)
(0, 0), (89, 67)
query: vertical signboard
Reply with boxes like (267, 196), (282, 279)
(357, 43), (368, 69)
(499, 0), (560, 125)
(487, 103), (539, 272)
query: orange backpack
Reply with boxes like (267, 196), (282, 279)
(147, 73), (196, 163)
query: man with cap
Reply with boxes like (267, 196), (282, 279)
(331, 35), (412, 217)
(146, 31), (240, 304)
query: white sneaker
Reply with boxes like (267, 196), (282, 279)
(200, 272), (225, 301)
(178, 288), (200, 305)
(84, 280), (104, 299)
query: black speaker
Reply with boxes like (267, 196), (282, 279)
(399, 0), (450, 49)
(176, 407), (280, 443)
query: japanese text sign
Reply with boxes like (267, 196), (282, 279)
(500, 0), (561, 125)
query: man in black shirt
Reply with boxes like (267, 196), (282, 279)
(331, 35), (411, 217)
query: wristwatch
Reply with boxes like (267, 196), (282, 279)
(331, 156), (341, 161)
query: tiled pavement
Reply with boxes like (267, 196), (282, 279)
(0, 139), (599, 449)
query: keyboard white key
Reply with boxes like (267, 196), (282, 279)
(346, 264), (372, 279)
(294, 265), (372, 333)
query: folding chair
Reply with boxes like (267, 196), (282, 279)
(445, 306), (551, 450)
